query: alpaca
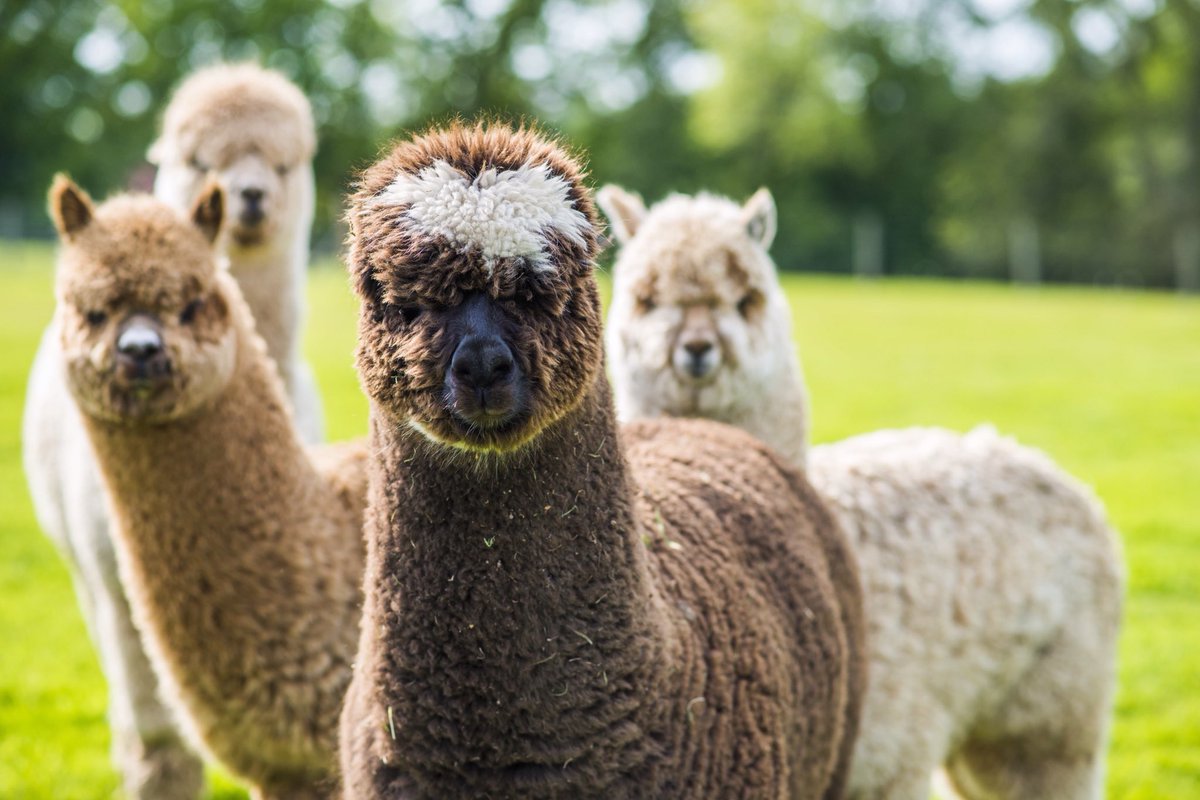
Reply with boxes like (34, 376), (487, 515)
(599, 186), (1124, 800)
(149, 61), (323, 440)
(339, 123), (866, 800)
(23, 63), (322, 798)
(45, 176), (367, 800)
(601, 187), (810, 467)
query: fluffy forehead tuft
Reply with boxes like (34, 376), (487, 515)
(350, 123), (599, 296)
(57, 195), (219, 302)
(155, 63), (316, 167)
(616, 192), (776, 295)
(369, 160), (591, 274)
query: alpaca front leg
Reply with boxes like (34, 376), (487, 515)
(82, 535), (204, 800)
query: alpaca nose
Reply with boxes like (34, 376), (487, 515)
(451, 335), (515, 392)
(117, 321), (164, 363)
(677, 337), (719, 380)
(240, 188), (265, 223)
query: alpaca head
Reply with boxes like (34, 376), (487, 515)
(149, 62), (316, 251)
(348, 123), (603, 453)
(599, 187), (794, 416)
(49, 176), (238, 424)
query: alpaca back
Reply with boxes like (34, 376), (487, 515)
(622, 417), (866, 798)
(809, 427), (1122, 797)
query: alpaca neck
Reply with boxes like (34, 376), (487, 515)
(81, 303), (356, 758)
(365, 375), (675, 790)
(739, 350), (809, 469)
(226, 232), (304, 390)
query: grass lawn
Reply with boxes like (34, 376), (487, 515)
(1, 241), (1197, 798)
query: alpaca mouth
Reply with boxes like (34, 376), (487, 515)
(675, 363), (720, 386)
(231, 225), (266, 247)
(103, 378), (178, 421)
(449, 395), (525, 432)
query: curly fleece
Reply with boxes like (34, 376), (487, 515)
(339, 123), (867, 799)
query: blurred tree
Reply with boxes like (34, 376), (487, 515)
(1, 0), (1198, 287)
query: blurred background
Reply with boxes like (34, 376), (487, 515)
(1, 2), (1198, 798)
(4, 0), (1200, 289)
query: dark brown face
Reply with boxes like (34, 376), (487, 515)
(354, 267), (603, 453)
(349, 124), (603, 453)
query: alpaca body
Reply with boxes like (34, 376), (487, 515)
(810, 427), (1120, 799)
(22, 64), (321, 798)
(598, 187), (1123, 800)
(43, 183), (365, 799)
(344, 390), (861, 799)
(340, 124), (865, 799)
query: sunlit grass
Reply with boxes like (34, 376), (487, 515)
(2, 244), (1197, 797)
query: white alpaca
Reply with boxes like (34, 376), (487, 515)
(600, 186), (1124, 800)
(149, 62), (322, 440)
(22, 63), (321, 800)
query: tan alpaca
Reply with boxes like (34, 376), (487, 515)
(601, 186), (1124, 800)
(340, 124), (865, 799)
(22, 63), (322, 799)
(46, 177), (367, 800)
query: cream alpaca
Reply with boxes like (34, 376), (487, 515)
(340, 123), (866, 799)
(150, 61), (323, 438)
(23, 63), (322, 798)
(600, 186), (1124, 800)
(45, 177), (367, 800)
(601, 188), (809, 466)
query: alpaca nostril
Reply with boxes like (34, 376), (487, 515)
(451, 336), (516, 392)
(683, 340), (714, 358)
(117, 324), (163, 362)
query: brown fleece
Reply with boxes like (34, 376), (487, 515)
(340, 123), (865, 799)
(49, 178), (367, 800)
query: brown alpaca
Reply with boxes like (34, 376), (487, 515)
(47, 177), (367, 800)
(339, 123), (866, 799)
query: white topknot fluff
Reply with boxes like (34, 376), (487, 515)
(371, 160), (591, 275)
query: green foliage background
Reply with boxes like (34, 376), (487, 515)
(5, 0), (1200, 286)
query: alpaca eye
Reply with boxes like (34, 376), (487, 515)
(188, 156), (209, 172)
(275, 164), (290, 177)
(636, 295), (656, 314)
(85, 310), (107, 327)
(180, 299), (205, 324)
(737, 291), (762, 319)
(389, 304), (424, 325)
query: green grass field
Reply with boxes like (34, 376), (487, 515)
(2, 242), (1197, 798)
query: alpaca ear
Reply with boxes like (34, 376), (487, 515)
(49, 174), (95, 241)
(596, 185), (647, 245)
(191, 181), (224, 244)
(742, 188), (776, 250)
(146, 136), (167, 165)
